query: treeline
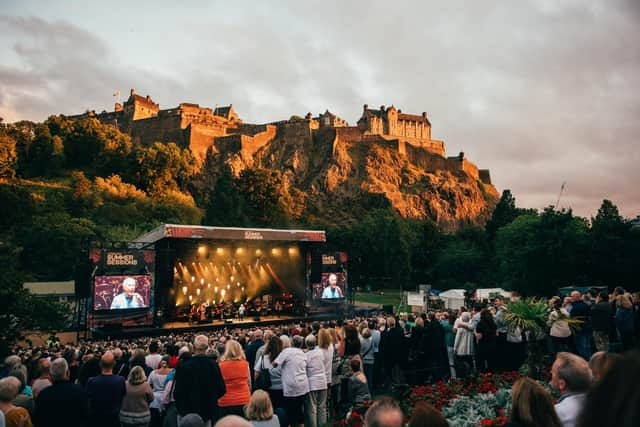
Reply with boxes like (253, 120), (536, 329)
(1, 117), (639, 296)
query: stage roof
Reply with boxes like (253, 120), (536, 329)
(134, 224), (326, 244)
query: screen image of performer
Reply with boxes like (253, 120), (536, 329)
(322, 273), (344, 299)
(110, 277), (145, 309)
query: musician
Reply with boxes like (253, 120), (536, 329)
(238, 303), (245, 320)
(321, 273), (344, 299)
(189, 304), (199, 324)
(110, 277), (145, 309)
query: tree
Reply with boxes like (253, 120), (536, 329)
(433, 226), (490, 289)
(135, 142), (195, 194)
(204, 167), (247, 226)
(27, 125), (65, 176)
(0, 243), (70, 357)
(0, 127), (17, 178)
(236, 168), (289, 226)
(486, 189), (526, 240)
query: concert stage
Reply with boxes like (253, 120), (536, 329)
(81, 224), (349, 336)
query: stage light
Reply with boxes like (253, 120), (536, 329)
(288, 247), (299, 256)
(221, 289), (226, 298)
(227, 284), (231, 289)
(200, 278), (205, 285)
(207, 283), (211, 288)
(230, 275), (234, 281)
(216, 277), (220, 282)
(236, 247), (244, 255)
(271, 248), (281, 256)
(214, 286), (218, 292)
(216, 248), (224, 255)
(188, 295), (193, 301)
(256, 249), (262, 256)
(237, 282), (240, 287)
(241, 286), (245, 292)
(198, 245), (207, 256)
(191, 276), (195, 283)
(182, 286), (188, 295)
(196, 288), (201, 296)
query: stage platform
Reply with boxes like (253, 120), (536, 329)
(91, 313), (343, 339)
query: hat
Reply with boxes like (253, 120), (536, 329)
(178, 414), (205, 427)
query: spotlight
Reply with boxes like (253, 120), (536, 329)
(196, 288), (201, 296)
(182, 286), (188, 295)
(221, 289), (226, 298)
(191, 276), (195, 283)
(236, 248), (244, 255)
(207, 283), (211, 288)
(230, 275), (234, 281)
(237, 282), (240, 287)
(227, 284), (231, 289)
(288, 247), (298, 256)
(214, 286), (219, 292)
(188, 295), (193, 301)
(216, 248), (224, 255)
(198, 245), (207, 256)
(255, 249), (262, 256)
(271, 248), (281, 256)
(241, 286), (245, 292)
(200, 278), (205, 285)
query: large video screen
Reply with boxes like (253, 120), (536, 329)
(94, 275), (151, 311)
(312, 272), (346, 300)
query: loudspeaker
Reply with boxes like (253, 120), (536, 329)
(310, 250), (322, 283)
(74, 258), (92, 298)
(225, 318), (233, 324)
(382, 304), (394, 315)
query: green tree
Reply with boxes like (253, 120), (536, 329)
(27, 125), (65, 176)
(135, 142), (195, 194)
(204, 167), (247, 226)
(236, 168), (289, 226)
(486, 189), (519, 240)
(0, 243), (70, 357)
(0, 123), (17, 178)
(433, 226), (490, 289)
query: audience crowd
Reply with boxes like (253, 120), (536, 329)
(0, 287), (638, 427)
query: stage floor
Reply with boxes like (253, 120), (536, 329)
(162, 315), (302, 331)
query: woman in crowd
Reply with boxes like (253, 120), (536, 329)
(338, 324), (361, 376)
(407, 401), (448, 427)
(245, 390), (280, 427)
(317, 328), (334, 388)
(615, 293), (635, 352)
(453, 312), (475, 378)
(254, 336), (284, 410)
(120, 365), (154, 427)
(359, 328), (375, 393)
(504, 377), (562, 427)
(0, 377), (32, 427)
(218, 339), (251, 417)
(7, 366), (33, 419)
(347, 358), (370, 407)
(328, 328), (343, 418)
(440, 312), (456, 379)
(475, 309), (498, 372)
(148, 356), (171, 427)
(548, 297), (571, 356)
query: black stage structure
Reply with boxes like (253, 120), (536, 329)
(81, 224), (349, 337)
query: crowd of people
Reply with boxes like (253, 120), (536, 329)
(0, 286), (638, 427)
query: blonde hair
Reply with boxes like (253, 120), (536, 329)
(222, 339), (246, 361)
(318, 328), (332, 349)
(245, 390), (274, 421)
(415, 317), (424, 327)
(510, 377), (563, 427)
(128, 365), (147, 386)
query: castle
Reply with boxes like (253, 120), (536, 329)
(70, 89), (492, 185)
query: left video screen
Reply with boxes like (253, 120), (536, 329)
(93, 275), (151, 310)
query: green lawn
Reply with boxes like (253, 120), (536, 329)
(354, 288), (402, 306)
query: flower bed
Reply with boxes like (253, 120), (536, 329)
(336, 372), (523, 427)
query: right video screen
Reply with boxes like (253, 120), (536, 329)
(313, 272), (346, 300)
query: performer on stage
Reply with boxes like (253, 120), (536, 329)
(322, 273), (344, 299)
(110, 277), (145, 309)
(238, 303), (245, 320)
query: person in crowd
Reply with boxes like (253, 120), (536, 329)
(577, 351), (639, 427)
(255, 331), (274, 367)
(148, 355), (172, 427)
(111, 277), (145, 309)
(304, 334), (328, 427)
(363, 397), (403, 427)
(369, 320), (381, 391)
(475, 309), (498, 372)
(0, 357), (21, 381)
(569, 291), (592, 360)
(380, 317), (404, 386)
(114, 348), (129, 377)
(503, 377), (562, 427)
(322, 274), (344, 299)
(120, 366), (154, 427)
(338, 324), (361, 378)
(86, 351), (127, 427)
(591, 292), (613, 353)
(31, 358), (52, 398)
(245, 330), (265, 377)
(245, 390), (280, 427)
(130, 349), (153, 377)
(78, 352), (101, 388)
(347, 358), (371, 407)
(177, 413), (205, 427)
(0, 377), (32, 427)
(425, 313), (449, 381)
(548, 297), (572, 356)
(174, 335), (226, 426)
(272, 335), (309, 427)
(317, 328), (334, 388)
(254, 337), (283, 411)
(146, 342), (163, 370)
(34, 357), (88, 427)
(8, 365), (33, 418)
(453, 312), (475, 379)
(213, 415), (253, 427)
(551, 352), (593, 427)
(439, 313), (456, 378)
(217, 340), (251, 418)
(407, 401), (447, 427)
(493, 295), (509, 371)
(588, 351), (621, 382)
(614, 293), (635, 352)
(359, 328), (375, 392)
(409, 317), (427, 385)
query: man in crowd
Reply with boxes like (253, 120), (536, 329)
(381, 317), (404, 386)
(364, 397), (403, 427)
(35, 358), (88, 427)
(145, 341), (162, 370)
(31, 357), (52, 398)
(244, 329), (264, 375)
(551, 352), (593, 427)
(304, 334), (328, 427)
(86, 351), (126, 427)
(591, 291), (613, 352)
(254, 330), (273, 366)
(569, 291), (592, 359)
(174, 334), (226, 427)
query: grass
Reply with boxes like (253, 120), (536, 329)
(354, 288), (402, 306)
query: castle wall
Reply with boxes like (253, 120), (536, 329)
(479, 169), (492, 185)
(187, 123), (229, 162)
(129, 115), (186, 147)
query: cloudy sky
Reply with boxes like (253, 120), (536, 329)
(1, 0), (639, 217)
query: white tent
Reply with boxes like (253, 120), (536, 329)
(439, 289), (466, 310)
